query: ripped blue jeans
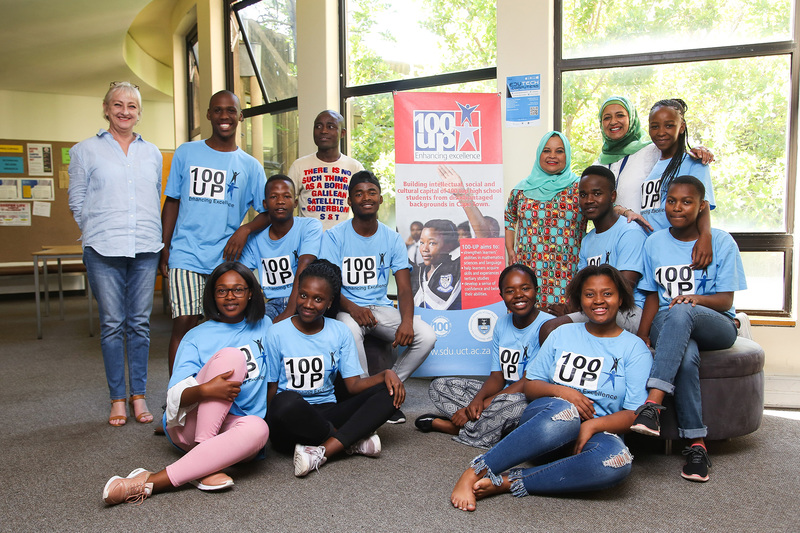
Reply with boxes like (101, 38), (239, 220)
(471, 397), (633, 496)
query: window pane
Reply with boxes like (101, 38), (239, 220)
(562, 55), (790, 233)
(240, 109), (299, 177)
(346, 79), (496, 228)
(233, 0), (297, 107)
(735, 251), (786, 311)
(345, 0), (496, 87)
(562, 0), (792, 59)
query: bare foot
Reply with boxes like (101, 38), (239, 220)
(451, 468), (481, 511)
(473, 476), (512, 500)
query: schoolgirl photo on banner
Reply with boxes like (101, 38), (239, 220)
(394, 92), (505, 376)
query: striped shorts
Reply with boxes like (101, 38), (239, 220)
(168, 268), (208, 318)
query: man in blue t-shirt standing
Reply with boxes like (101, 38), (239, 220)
(160, 90), (269, 376)
(321, 171), (436, 423)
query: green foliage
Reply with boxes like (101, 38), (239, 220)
(345, 0), (497, 224)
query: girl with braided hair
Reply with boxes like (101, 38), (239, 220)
(266, 259), (404, 477)
(640, 99), (716, 263)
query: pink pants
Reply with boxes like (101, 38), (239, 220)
(165, 348), (269, 487)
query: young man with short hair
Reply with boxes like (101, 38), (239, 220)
(320, 171), (436, 423)
(288, 110), (365, 230)
(240, 174), (323, 322)
(539, 165), (647, 343)
(160, 90), (269, 374)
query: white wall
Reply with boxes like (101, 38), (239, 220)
(0, 89), (175, 149)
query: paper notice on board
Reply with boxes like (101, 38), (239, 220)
(33, 201), (51, 217)
(0, 202), (31, 226)
(27, 143), (54, 176)
(505, 74), (541, 127)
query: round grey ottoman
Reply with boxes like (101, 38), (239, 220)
(658, 336), (765, 442)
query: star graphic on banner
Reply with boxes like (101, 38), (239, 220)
(456, 102), (479, 125)
(455, 124), (479, 150)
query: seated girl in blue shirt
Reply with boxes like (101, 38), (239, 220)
(415, 264), (552, 448)
(631, 175), (747, 482)
(102, 262), (271, 505)
(266, 259), (404, 477)
(450, 264), (651, 511)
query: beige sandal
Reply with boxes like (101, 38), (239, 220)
(128, 395), (153, 424)
(109, 399), (127, 427)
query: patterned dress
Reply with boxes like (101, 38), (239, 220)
(504, 184), (586, 306)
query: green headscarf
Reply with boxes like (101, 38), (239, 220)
(597, 95), (651, 165)
(512, 131), (579, 202)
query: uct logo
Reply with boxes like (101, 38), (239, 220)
(413, 101), (481, 162)
(468, 309), (497, 343)
(431, 316), (451, 338)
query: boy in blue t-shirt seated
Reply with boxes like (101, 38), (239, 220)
(320, 171), (436, 423)
(540, 165), (647, 342)
(241, 174), (323, 322)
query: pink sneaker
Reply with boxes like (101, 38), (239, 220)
(102, 468), (153, 505)
(190, 472), (234, 491)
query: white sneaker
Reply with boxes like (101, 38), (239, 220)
(347, 434), (382, 457)
(294, 444), (327, 477)
(735, 312), (753, 339)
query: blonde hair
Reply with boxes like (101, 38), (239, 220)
(103, 81), (142, 122)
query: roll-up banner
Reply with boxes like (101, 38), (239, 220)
(394, 92), (506, 376)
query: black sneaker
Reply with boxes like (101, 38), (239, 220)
(386, 409), (406, 424)
(681, 444), (712, 482)
(630, 403), (665, 437)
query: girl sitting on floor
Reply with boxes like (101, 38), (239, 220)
(450, 264), (651, 511)
(102, 262), (271, 505)
(631, 176), (747, 482)
(415, 264), (552, 448)
(266, 259), (404, 477)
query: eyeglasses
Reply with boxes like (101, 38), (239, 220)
(109, 81), (140, 90)
(214, 287), (249, 298)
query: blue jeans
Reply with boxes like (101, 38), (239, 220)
(472, 397), (633, 495)
(649, 303), (738, 439)
(83, 247), (159, 400)
(265, 297), (290, 321)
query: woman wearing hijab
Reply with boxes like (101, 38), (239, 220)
(504, 131), (586, 313)
(595, 95), (713, 226)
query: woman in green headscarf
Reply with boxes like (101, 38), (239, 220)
(594, 96), (713, 224)
(504, 131), (586, 312)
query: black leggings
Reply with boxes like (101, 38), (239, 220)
(267, 383), (395, 453)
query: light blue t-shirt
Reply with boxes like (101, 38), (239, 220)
(526, 323), (651, 417)
(169, 316), (272, 418)
(240, 217), (323, 299)
(320, 219), (409, 307)
(165, 140), (267, 274)
(490, 310), (554, 386)
(578, 215), (648, 307)
(640, 155), (715, 232)
(267, 317), (364, 405)
(640, 228), (747, 319)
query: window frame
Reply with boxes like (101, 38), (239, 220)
(338, 0), (497, 153)
(554, 0), (799, 317)
(227, 0), (299, 120)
